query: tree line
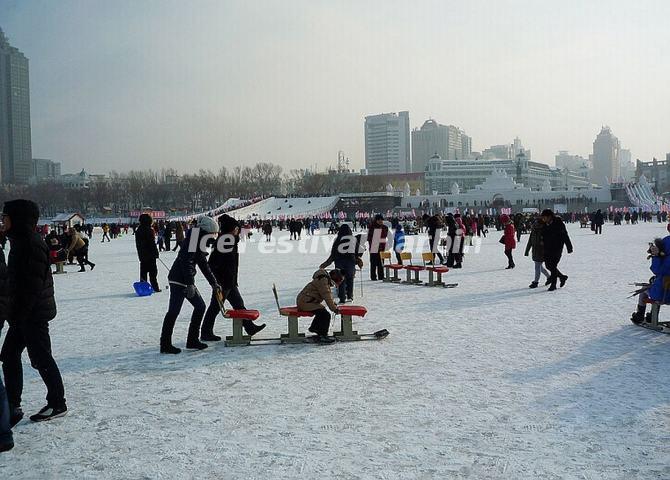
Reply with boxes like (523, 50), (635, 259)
(0, 162), (392, 217)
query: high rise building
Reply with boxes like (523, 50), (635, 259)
(591, 126), (620, 186)
(364, 111), (410, 174)
(411, 119), (469, 173)
(460, 134), (472, 159)
(32, 158), (61, 182)
(0, 27), (33, 184)
(555, 150), (589, 171)
(618, 148), (634, 180)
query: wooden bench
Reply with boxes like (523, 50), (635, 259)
(381, 250), (403, 283)
(421, 252), (449, 287)
(224, 309), (261, 346)
(401, 252), (425, 285)
(334, 305), (367, 341)
(279, 307), (315, 344)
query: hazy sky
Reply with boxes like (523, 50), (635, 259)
(1, 0), (669, 174)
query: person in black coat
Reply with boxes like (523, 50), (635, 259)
(0, 199), (67, 423)
(200, 215), (265, 341)
(540, 209), (574, 291)
(160, 216), (221, 354)
(423, 214), (445, 265)
(320, 224), (364, 304)
(0, 240), (14, 451)
(593, 209), (604, 235)
(135, 213), (160, 292)
(367, 214), (388, 281)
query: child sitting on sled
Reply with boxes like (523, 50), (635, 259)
(296, 269), (343, 343)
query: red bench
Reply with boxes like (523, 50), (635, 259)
(381, 251), (403, 283)
(421, 252), (449, 286)
(224, 309), (261, 346)
(279, 306), (316, 343)
(402, 253), (425, 285)
(334, 305), (368, 341)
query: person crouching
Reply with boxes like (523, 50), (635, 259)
(296, 269), (343, 343)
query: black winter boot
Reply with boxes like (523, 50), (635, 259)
(243, 320), (266, 337)
(9, 406), (24, 428)
(631, 305), (646, 325)
(160, 344), (181, 354)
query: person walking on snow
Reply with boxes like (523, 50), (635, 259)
(524, 218), (550, 288)
(159, 216), (221, 354)
(0, 199), (67, 423)
(500, 214), (517, 269)
(541, 209), (573, 291)
(200, 215), (266, 341)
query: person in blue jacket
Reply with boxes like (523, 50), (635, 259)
(631, 233), (670, 324)
(393, 223), (406, 264)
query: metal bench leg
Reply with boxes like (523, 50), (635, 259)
(280, 316), (306, 344)
(334, 314), (360, 341)
(383, 266), (391, 282)
(651, 304), (661, 327)
(426, 270), (435, 287)
(436, 272), (445, 287)
(225, 318), (251, 346)
(54, 262), (66, 274)
(413, 270), (423, 285)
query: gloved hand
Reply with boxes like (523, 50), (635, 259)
(186, 284), (197, 299)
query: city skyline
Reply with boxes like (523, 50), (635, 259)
(1, 0), (669, 174)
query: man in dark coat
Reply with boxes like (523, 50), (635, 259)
(0, 199), (67, 423)
(424, 214), (445, 265)
(200, 215), (265, 341)
(0, 240), (14, 451)
(367, 214), (388, 281)
(541, 209), (574, 291)
(135, 213), (160, 292)
(593, 209), (604, 235)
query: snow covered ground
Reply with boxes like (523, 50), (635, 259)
(2, 222), (670, 479)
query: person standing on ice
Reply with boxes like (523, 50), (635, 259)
(159, 216), (221, 354)
(0, 199), (67, 423)
(135, 213), (161, 292)
(393, 223), (406, 265)
(172, 221), (184, 251)
(296, 268), (343, 343)
(200, 215), (266, 341)
(524, 218), (550, 288)
(423, 213), (445, 265)
(593, 209), (604, 235)
(367, 214), (388, 281)
(500, 214), (517, 269)
(541, 209), (573, 291)
(320, 224), (363, 304)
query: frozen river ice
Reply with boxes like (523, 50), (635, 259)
(1, 221), (670, 479)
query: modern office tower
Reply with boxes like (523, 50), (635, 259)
(0, 27), (33, 184)
(411, 119), (468, 173)
(364, 111), (410, 174)
(592, 126), (620, 187)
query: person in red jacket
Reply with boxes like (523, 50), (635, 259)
(500, 214), (517, 269)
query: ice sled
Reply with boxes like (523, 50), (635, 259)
(133, 281), (154, 297)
